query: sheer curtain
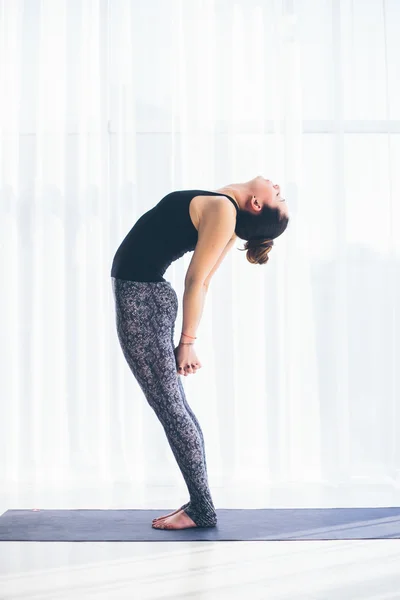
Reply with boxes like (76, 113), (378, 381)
(1, 0), (399, 491)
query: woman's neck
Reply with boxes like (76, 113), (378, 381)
(213, 186), (243, 211)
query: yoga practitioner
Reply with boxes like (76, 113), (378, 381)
(110, 176), (289, 529)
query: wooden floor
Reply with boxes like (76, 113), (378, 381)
(1, 482), (400, 599)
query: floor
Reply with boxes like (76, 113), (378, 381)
(1, 481), (400, 599)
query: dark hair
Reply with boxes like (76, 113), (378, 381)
(235, 204), (289, 265)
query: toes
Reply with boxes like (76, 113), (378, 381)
(160, 518), (170, 529)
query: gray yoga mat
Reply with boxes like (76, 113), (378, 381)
(1, 507), (400, 541)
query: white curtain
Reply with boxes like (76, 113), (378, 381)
(1, 0), (399, 491)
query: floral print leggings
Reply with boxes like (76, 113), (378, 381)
(111, 277), (217, 527)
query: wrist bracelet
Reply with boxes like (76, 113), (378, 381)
(181, 332), (197, 339)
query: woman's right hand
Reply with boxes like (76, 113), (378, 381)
(174, 343), (202, 376)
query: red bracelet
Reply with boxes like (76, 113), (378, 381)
(181, 332), (197, 339)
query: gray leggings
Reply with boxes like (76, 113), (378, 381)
(111, 277), (217, 527)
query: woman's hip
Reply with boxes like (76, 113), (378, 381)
(111, 277), (178, 349)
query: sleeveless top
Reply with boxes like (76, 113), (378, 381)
(110, 189), (239, 283)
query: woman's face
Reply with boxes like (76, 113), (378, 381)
(252, 176), (286, 213)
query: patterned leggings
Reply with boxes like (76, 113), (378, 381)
(111, 277), (217, 527)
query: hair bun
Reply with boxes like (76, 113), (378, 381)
(239, 237), (274, 265)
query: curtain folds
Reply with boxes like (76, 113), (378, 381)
(1, 0), (399, 489)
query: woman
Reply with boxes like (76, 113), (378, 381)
(110, 175), (289, 530)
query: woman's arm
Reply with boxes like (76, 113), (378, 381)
(203, 234), (237, 290)
(179, 281), (207, 345)
(178, 235), (236, 344)
(179, 198), (237, 344)
(184, 198), (236, 287)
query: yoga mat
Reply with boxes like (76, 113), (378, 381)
(1, 507), (400, 541)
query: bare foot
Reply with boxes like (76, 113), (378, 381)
(152, 509), (197, 530)
(152, 503), (188, 524)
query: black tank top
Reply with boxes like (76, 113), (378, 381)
(110, 189), (239, 282)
